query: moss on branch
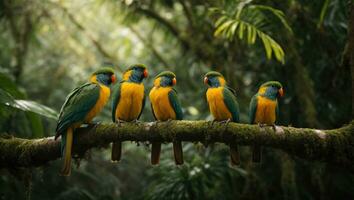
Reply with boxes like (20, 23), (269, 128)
(0, 121), (353, 170)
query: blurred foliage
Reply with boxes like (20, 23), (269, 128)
(0, 0), (352, 199)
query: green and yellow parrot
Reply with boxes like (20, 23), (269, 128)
(149, 71), (184, 165)
(204, 71), (241, 166)
(111, 64), (148, 162)
(249, 81), (284, 163)
(55, 67), (116, 176)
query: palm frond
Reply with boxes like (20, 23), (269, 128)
(212, 2), (291, 64)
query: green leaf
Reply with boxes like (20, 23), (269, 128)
(259, 31), (272, 59)
(0, 73), (25, 98)
(214, 20), (233, 36)
(271, 40), (285, 64)
(250, 5), (293, 33)
(0, 89), (58, 120)
(215, 16), (227, 27)
(238, 22), (244, 39)
(212, 2), (289, 64)
(13, 100), (58, 120)
(317, 0), (330, 28)
(228, 21), (239, 38)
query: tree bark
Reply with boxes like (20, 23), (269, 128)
(0, 121), (353, 171)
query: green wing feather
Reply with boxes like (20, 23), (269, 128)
(249, 94), (258, 124)
(168, 88), (183, 120)
(222, 87), (240, 122)
(55, 83), (100, 138)
(111, 81), (122, 122)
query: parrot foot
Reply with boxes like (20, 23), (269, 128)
(115, 119), (127, 127)
(166, 118), (174, 125)
(153, 120), (162, 126)
(257, 123), (266, 128)
(207, 119), (218, 129)
(82, 122), (99, 128)
(132, 119), (143, 125)
(220, 118), (232, 133)
(257, 123), (277, 132)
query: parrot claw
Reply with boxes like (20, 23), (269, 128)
(220, 118), (231, 133)
(257, 123), (266, 128)
(81, 122), (99, 128)
(132, 119), (143, 125)
(115, 119), (127, 127)
(207, 119), (217, 129)
(153, 120), (162, 126)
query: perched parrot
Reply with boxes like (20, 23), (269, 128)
(204, 71), (241, 166)
(249, 81), (284, 163)
(111, 64), (148, 162)
(149, 71), (183, 165)
(55, 67), (116, 176)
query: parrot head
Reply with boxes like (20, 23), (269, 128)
(153, 71), (177, 87)
(90, 67), (116, 86)
(204, 71), (226, 87)
(123, 64), (148, 83)
(259, 81), (284, 99)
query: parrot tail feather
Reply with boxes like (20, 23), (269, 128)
(151, 142), (161, 165)
(61, 127), (73, 176)
(252, 145), (262, 163)
(173, 141), (183, 165)
(230, 143), (241, 166)
(111, 142), (122, 162)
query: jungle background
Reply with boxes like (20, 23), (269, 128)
(0, 0), (352, 199)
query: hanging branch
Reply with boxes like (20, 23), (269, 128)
(0, 121), (353, 170)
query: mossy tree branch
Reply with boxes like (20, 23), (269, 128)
(0, 121), (353, 170)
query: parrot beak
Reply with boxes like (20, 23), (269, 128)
(204, 77), (208, 85)
(111, 74), (117, 83)
(143, 69), (148, 78)
(278, 88), (284, 97)
(172, 77), (177, 86)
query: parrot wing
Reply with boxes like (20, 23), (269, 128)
(111, 81), (123, 122)
(168, 88), (183, 120)
(55, 83), (100, 138)
(223, 87), (240, 122)
(249, 94), (258, 124)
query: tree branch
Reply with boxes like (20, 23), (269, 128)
(0, 121), (353, 170)
(50, 2), (123, 72)
(129, 26), (171, 67)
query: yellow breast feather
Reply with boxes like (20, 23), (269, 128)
(85, 84), (110, 122)
(206, 87), (232, 121)
(149, 86), (176, 121)
(254, 96), (277, 124)
(115, 82), (145, 121)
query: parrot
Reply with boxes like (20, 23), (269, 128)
(249, 81), (284, 163)
(55, 67), (116, 176)
(204, 71), (241, 166)
(149, 71), (183, 165)
(111, 64), (148, 162)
